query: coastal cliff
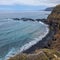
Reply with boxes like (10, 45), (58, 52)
(45, 7), (54, 11)
(8, 5), (60, 60)
(47, 5), (60, 51)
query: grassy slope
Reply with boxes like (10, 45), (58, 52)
(9, 49), (60, 60)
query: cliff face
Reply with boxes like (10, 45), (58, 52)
(47, 5), (60, 30)
(47, 5), (60, 51)
(48, 5), (60, 20)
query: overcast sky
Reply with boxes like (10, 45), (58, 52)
(0, 0), (60, 11)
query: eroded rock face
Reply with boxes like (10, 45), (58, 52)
(21, 18), (35, 21)
(47, 5), (60, 51)
(47, 5), (60, 30)
(48, 5), (60, 21)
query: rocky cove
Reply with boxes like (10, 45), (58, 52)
(8, 5), (60, 60)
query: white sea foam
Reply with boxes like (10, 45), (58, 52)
(4, 22), (49, 60)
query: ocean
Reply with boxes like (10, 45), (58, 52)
(0, 11), (51, 60)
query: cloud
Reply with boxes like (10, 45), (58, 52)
(0, 0), (60, 6)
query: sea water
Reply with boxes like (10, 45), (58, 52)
(0, 11), (51, 60)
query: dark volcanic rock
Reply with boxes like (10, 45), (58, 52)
(36, 19), (46, 21)
(12, 18), (20, 20)
(21, 18), (35, 21)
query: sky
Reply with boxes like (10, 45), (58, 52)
(0, 0), (60, 11)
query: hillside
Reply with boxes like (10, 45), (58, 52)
(45, 7), (54, 11)
(48, 5), (60, 22)
(8, 49), (60, 60)
(47, 5), (60, 51)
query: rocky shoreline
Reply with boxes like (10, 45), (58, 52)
(23, 27), (54, 53)
(11, 17), (47, 22)
(9, 5), (60, 60)
(23, 17), (56, 53)
(11, 17), (56, 54)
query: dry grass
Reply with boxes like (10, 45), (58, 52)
(8, 49), (60, 60)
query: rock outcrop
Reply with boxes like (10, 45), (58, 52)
(47, 5), (60, 51)
(48, 5), (60, 30)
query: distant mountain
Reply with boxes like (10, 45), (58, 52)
(45, 7), (54, 11)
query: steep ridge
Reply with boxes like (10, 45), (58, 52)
(47, 5), (60, 51)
